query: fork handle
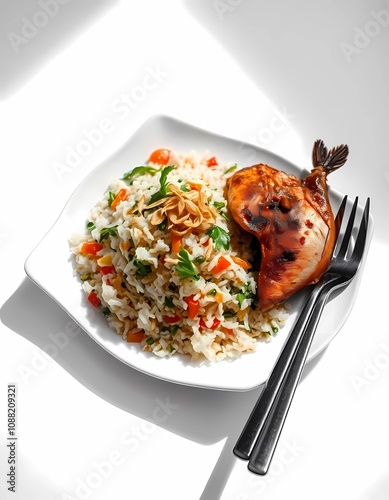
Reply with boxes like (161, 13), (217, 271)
(247, 284), (333, 475)
(233, 285), (323, 460)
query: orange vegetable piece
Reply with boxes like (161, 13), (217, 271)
(81, 241), (103, 255)
(111, 189), (129, 210)
(211, 256), (231, 274)
(126, 331), (144, 342)
(185, 295), (200, 320)
(148, 148), (171, 165)
(199, 317), (221, 331)
(87, 291), (100, 307)
(171, 233), (182, 253)
(163, 314), (181, 324)
(206, 156), (218, 167)
(231, 255), (251, 270)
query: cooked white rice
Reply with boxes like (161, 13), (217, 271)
(70, 150), (288, 361)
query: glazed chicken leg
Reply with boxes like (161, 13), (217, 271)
(227, 140), (349, 311)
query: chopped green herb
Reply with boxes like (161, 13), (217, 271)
(121, 166), (159, 181)
(165, 296), (174, 308)
(194, 255), (206, 264)
(108, 191), (115, 206)
(175, 247), (200, 281)
(146, 337), (155, 345)
(213, 201), (226, 210)
(86, 221), (96, 232)
(102, 307), (111, 316)
(99, 225), (119, 242)
(133, 260), (152, 278)
(170, 325), (179, 336)
(207, 289), (217, 296)
(236, 283), (255, 308)
(168, 344), (175, 353)
(158, 218), (168, 231)
(180, 183), (190, 192)
(224, 311), (236, 319)
(224, 163), (238, 175)
(147, 165), (176, 206)
(207, 225), (230, 251)
(221, 212), (230, 222)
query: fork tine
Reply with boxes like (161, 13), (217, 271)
(350, 197), (370, 267)
(334, 195), (348, 241)
(336, 196), (359, 260)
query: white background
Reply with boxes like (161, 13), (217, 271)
(1, 1), (388, 499)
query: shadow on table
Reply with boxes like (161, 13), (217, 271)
(1, 278), (325, 499)
(0, 0), (119, 100)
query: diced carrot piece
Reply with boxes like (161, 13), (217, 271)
(211, 256), (231, 274)
(188, 182), (202, 191)
(126, 331), (144, 342)
(215, 292), (224, 304)
(81, 241), (103, 255)
(111, 189), (129, 210)
(231, 255), (251, 270)
(171, 233), (182, 253)
(185, 295), (200, 320)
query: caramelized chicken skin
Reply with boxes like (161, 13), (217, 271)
(227, 140), (349, 311)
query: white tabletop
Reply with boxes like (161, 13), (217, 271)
(1, 1), (388, 499)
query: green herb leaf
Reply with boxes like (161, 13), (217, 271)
(108, 191), (115, 206)
(102, 307), (111, 316)
(180, 183), (190, 192)
(121, 166), (159, 181)
(207, 288), (217, 296)
(146, 337), (155, 345)
(86, 221), (96, 232)
(224, 163), (238, 175)
(170, 325), (179, 336)
(158, 218), (168, 231)
(175, 247), (200, 281)
(147, 165), (176, 205)
(207, 226), (230, 251)
(165, 296), (174, 308)
(194, 255), (206, 264)
(99, 225), (119, 242)
(213, 201), (226, 210)
(236, 283), (255, 308)
(223, 311), (236, 319)
(133, 260), (152, 278)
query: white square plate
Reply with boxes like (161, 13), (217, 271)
(24, 115), (373, 391)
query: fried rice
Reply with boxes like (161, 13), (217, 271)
(69, 149), (288, 362)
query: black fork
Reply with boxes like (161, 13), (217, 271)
(233, 196), (371, 474)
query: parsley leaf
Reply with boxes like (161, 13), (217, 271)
(121, 166), (159, 182)
(133, 260), (152, 278)
(99, 225), (119, 241)
(236, 283), (255, 308)
(86, 221), (96, 231)
(207, 226), (230, 250)
(175, 247), (200, 281)
(147, 165), (175, 205)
